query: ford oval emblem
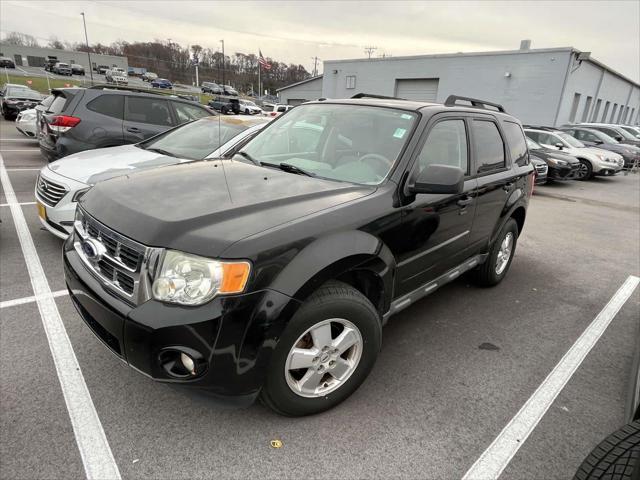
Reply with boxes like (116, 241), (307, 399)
(81, 239), (106, 262)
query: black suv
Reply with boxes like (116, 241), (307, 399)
(63, 95), (533, 416)
(0, 84), (42, 119)
(39, 86), (214, 161)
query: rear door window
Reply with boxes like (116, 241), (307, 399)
(87, 95), (124, 119)
(472, 120), (506, 174)
(502, 121), (529, 166)
(124, 97), (173, 126)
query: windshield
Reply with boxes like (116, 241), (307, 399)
(590, 130), (618, 143)
(7, 88), (41, 100)
(620, 126), (640, 137)
(557, 132), (584, 148)
(615, 127), (637, 140)
(139, 117), (251, 160)
(240, 103), (418, 185)
(526, 137), (542, 150)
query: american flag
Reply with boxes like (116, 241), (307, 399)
(258, 50), (271, 70)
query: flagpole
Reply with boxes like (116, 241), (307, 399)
(258, 59), (261, 98)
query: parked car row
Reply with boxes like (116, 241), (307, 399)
(523, 124), (637, 181)
(201, 81), (238, 96)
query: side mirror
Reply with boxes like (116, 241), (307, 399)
(408, 164), (464, 195)
(594, 140), (603, 145)
(555, 142), (564, 150)
(615, 136), (624, 142)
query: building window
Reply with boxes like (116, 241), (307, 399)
(602, 101), (610, 122)
(591, 99), (602, 122)
(630, 108), (636, 125)
(610, 104), (618, 123)
(581, 96), (592, 122)
(618, 106), (625, 124)
(569, 93), (581, 123)
(345, 75), (356, 89)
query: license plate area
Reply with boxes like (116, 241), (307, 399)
(37, 202), (47, 220)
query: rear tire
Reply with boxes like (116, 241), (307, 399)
(260, 281), (381, 416)
(576, 159), (593, 181)
(472, 218), (519, 287)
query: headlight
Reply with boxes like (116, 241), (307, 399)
(547, 157), (567, 166)
(152, 250), (250, 305)
(72, 187), (91, 202)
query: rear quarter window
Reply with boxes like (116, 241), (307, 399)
(502, 121), (529, 167)
(48, 95), (69, 114)
(472, 120), (506, 174)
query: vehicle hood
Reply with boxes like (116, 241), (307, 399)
(590, 142), (639, 155)
(568, 146), (621, 160)
(47, 144), (192, 185)
(80, 160), (374, 257)
(532, 148), (579, 165)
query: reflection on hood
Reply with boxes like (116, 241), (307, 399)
(86, 156), (192, 184)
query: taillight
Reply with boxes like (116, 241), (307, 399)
(49, 115), (81, 133)
(270, 112), (277, 116)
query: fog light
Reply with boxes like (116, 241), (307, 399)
(180, 352), (196, 375)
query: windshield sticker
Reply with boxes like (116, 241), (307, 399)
(401, 114), (413, 120)
(393, 128), (407, 139)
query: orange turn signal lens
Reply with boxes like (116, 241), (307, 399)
(219, 262), (251, 294)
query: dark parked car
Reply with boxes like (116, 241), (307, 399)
(44, 56), (58, 72)
(53, 62), (72, 76)
(560, 126), (639, 169)
(208, 95), (240, 114)
(201, 81), (222, 94)
(94, 65), (109, 74)
(0, 84), (42, 120)
(0, 56), (16, 68)
(222, 85), (239, 96)
(526, 137), (580, 180)
(71, 64), (85, 75)
(530, 156), (548, 185)
(151, 78), (173, 89)
(63, 94), (534, 416)
(577, 124), (640, 148)
(38, 86), (213, 161)
(573, 328), (640, 479)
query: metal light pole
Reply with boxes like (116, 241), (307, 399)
(81, 12), (93, 82)
(220, 39), (225, 87)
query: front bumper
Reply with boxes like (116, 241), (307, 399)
(592, 158), (624, 174)
(548, 163), (579, 180)
(15, 113), (38, 138)
(35, 167), (88, 238)
(63, 237), (298, 400)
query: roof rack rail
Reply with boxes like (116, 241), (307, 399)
(87, 84), (165, 96)
(521, 125), (557, 131)
(351, 93), (406, 100)
(444, 95), (505, 113)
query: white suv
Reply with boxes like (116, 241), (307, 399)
(524, 127), (623, 180)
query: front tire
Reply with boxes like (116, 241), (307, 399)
(576, 159), (593, 180)
(260, 281), (381, 416)
(472, 218), (519, 287)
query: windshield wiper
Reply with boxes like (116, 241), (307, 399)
(145, 147), (176, 157)
(233, 151), (261, 166)
(264, 162), (316, 177)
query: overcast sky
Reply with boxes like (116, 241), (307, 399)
(1, 0), (638, 81)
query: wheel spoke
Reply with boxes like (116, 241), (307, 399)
(330, 357), (351, 380)
(310, 323), (332, 349)
(297, 369), (324, 393)
(288, 348), (318, 370)
(332, 327), (358, 355)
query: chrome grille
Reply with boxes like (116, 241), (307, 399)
(535, 163), (548, 174)
(37, 175), (68, 206)
(73, 208), (150, 302)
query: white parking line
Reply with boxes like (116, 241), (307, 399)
(0, 154), (121, 480)
(4, 168), (40, 171)
(0, 150), (41, 153)
(462, 274), (640, 480)
(0, 201), (36, 207)
(1, 290), (68, 309)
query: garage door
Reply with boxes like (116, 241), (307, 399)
(395, 79), (439, 102)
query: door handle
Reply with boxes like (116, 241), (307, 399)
(126, 127), (141, 133)
(503, 182), (514, 192)
(457, 196), (473, 207)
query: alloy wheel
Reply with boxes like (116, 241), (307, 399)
(284, 318), (363, 398)
(495, 232), (514, 275)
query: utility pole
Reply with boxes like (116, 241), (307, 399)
(310, 56), (320, 77)
(220, 39), (225, 87)
(80, 12), (93, 82)
(364, 46), (377, 59)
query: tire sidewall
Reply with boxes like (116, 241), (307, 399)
(577, 159), (593, 181)
(263, 288), (381, 416)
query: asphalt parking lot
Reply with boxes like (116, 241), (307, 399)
(0, 117), (638, 479)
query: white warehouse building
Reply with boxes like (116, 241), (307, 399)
(277, 42), (640, 127)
